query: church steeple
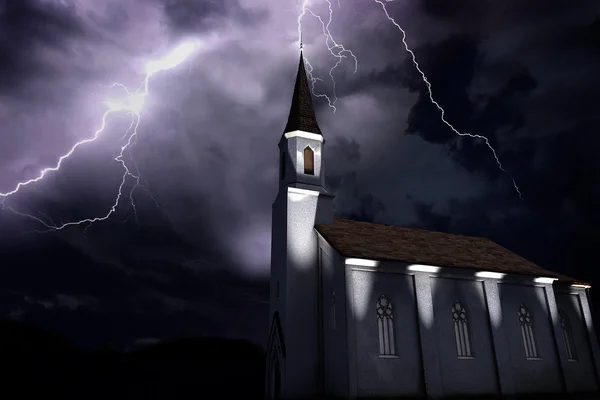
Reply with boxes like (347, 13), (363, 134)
(283, 43), (322, 136)
(266, 37), (336, 400)
(277, 40), (329, 194)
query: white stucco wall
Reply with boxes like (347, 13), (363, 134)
(317, 236), (350, 398)
(430, 276), (499, 395)
(497, 283), (563, 393)
(269, 190), (287, 327)
(279, 189), (330, 398)
(268, 126), (334, 399)
(266, 187), (288, 400)
(346, 266), (424, 398)
(336, 258), (600, 399)
(554, 288), (600, 392)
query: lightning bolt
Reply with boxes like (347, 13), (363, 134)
(0, 41), (202, 232)
(373, 0), (523, 199)
(299, 0), (358, 113)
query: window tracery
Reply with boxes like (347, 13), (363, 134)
(559, 309), (578, 361)
(452, 300), (473, 358)
(376, 294), (395, 356)
(518, 305), (539, 359)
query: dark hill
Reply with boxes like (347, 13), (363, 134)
(0, 317), (77, 356)
(2, 318), (265, 399)
(127, 336), (265, 360)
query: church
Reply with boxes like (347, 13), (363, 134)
(265, 49), (600, 399)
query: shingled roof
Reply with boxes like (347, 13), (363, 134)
(283, 51), (322, 136)
(315, 219), (590, 286)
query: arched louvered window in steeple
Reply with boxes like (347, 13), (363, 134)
(303, 146), (314, 175)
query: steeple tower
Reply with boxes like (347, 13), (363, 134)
(265, 41), (335, 399)
(278, 45), (328, 193)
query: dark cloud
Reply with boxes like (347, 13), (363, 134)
(341, 193), (386, 223)
(399, 34), (538, 189)
(0, 0), (84, 94)
(574, 17), (600, 53)
(326, 137), (361, 174)
(0, 0), (598, 352)
(324, 137), (386, 223)
(332, 0), (600, 295)
(403, 30), (600, 287)
(403, 35), (479, 140)
(161, 0), (267, 34)
(0, 228), (267, 349)
(420, 0), (482, 20)
(420, 0), (596, 29)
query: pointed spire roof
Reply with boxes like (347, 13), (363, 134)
(283, 46), (322, 136)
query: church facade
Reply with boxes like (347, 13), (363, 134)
(265, 51), (600, 399)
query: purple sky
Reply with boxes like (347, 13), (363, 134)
(0, 0), (598, 349)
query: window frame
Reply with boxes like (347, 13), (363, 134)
(303, 146), (314, 175)
(330, 291), (337, 331)
(558, 309), (578, 361)
(518, 304), (540, 360)
(376, 294), (397, 358)
(452, 300), (474, 359)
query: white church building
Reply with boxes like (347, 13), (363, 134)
(265, 50), (600, 399)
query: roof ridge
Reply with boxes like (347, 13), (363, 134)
(328, 218), (492, 241)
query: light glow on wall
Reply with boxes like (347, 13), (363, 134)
(345, 258), (379, 267)
(350, 269), (375, 321)
(406, 264), (440, 273)
(475, 271), (506, 279)
(288, 187), (319, 200)
(534, 277), (558, 284)
(286, 188), (319, 269)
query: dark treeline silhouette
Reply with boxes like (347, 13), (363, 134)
(1, 318), (265, 399)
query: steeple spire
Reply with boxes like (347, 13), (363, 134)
(283, 40), (322, 136)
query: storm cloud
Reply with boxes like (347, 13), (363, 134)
(0, 0), (598, 348)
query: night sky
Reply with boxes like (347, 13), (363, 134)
(0, 0), (598, 350)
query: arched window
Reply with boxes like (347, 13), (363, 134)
(518, 305), (539, 359)
(269, 348), (281, 400)
(330, 291), (336, 330)
(280, 152), (286, 180)
(303, 146), (314, 175)
(376, 294), (396, 356)
(559, 309), (578, 361)
(452, 300), (473, 358)
(267, 312), (284, 400)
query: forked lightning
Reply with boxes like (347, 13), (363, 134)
(299, 0), (358, 113)
(1, 0), (523, 233)
(0, 42), (201, 231)
(373, 0), (522, 198)
(299, 0), (522, 199)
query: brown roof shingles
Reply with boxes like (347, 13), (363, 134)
(315, 219), (590, 286)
